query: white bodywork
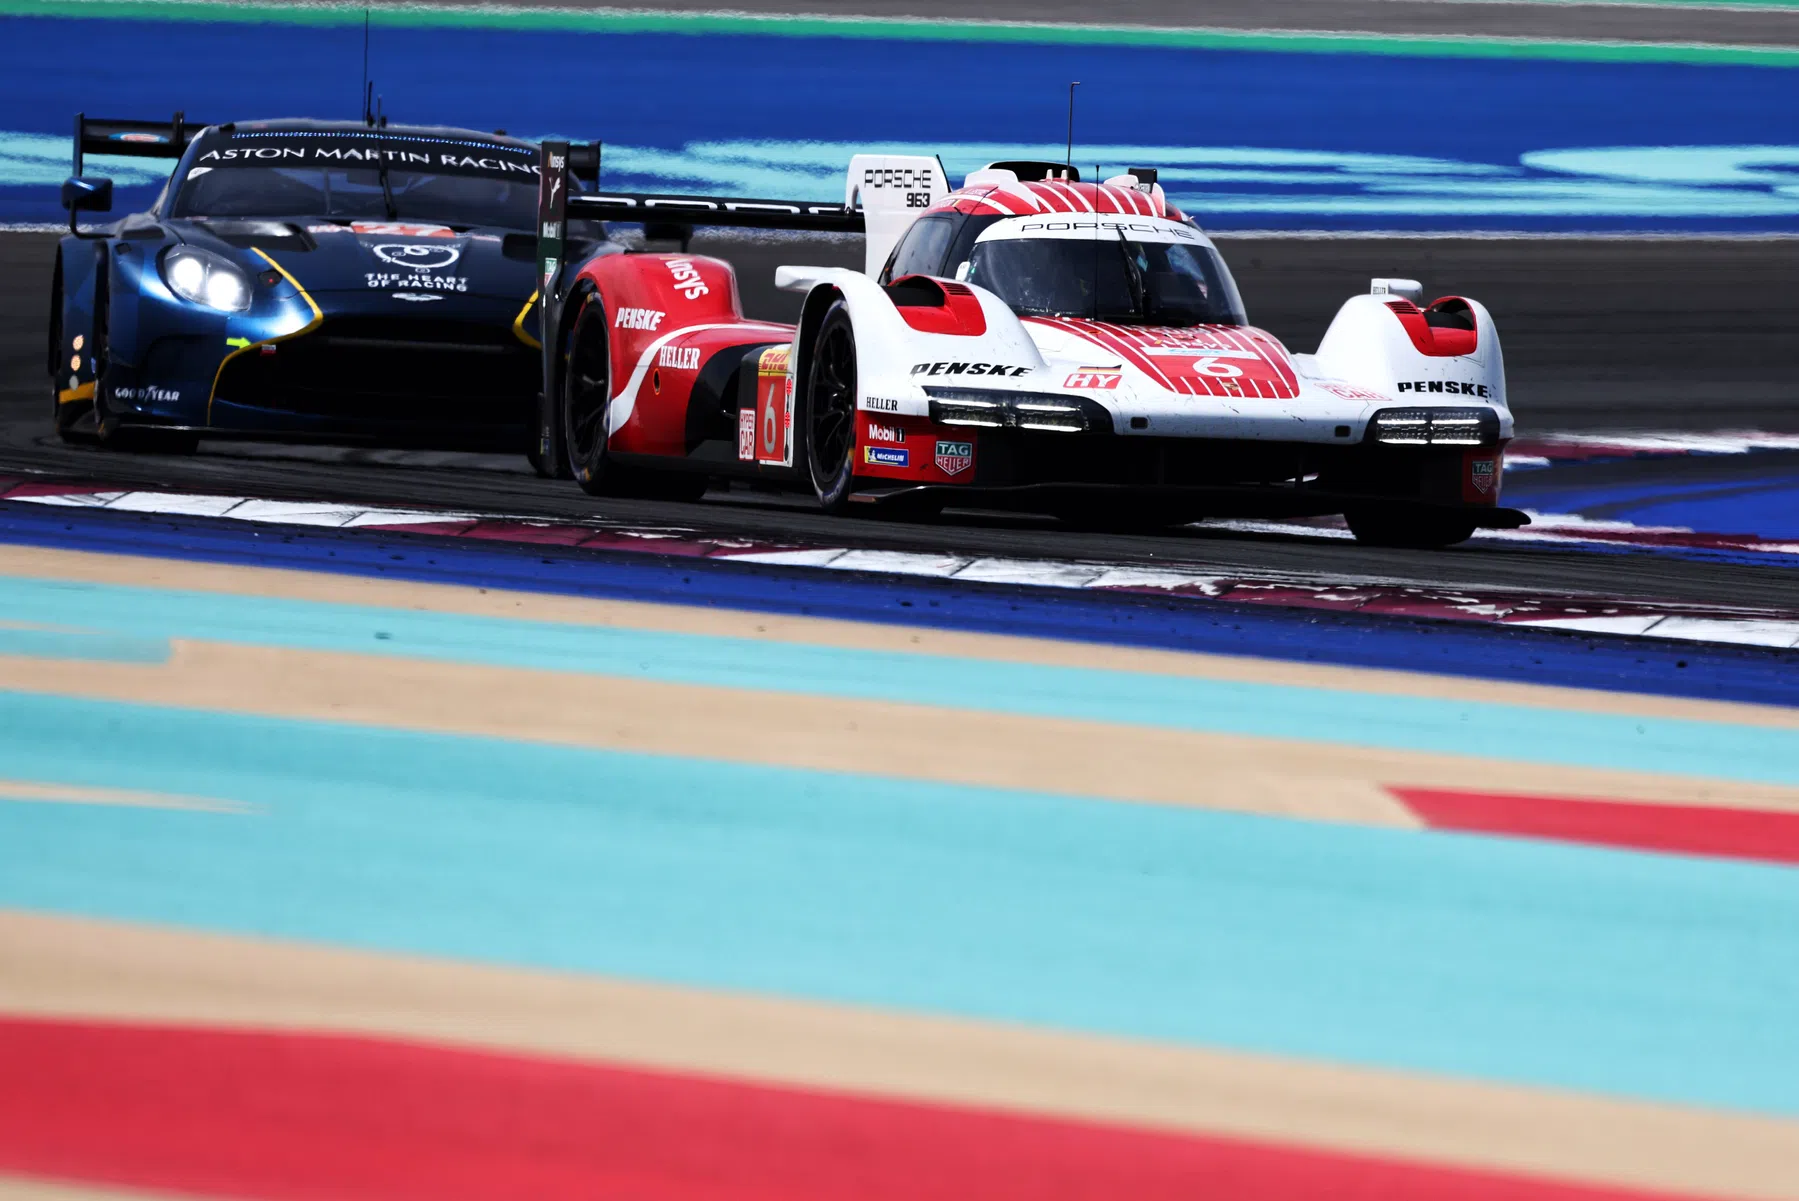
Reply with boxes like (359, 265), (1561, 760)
(778, 208), (1511, 445)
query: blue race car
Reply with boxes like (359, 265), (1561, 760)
(51, 113), (601, 465)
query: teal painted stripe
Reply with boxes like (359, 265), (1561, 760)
(2, 690), (1796, 1114)
(6, 0), (1799, 66)
(1, 573), (1795, 786)
(0, 626), (168, 662)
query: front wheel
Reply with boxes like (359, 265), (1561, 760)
(1345, 506), (1477, 549)
(805, 301), (859, 514)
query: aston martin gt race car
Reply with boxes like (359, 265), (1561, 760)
(532, 147), (1526, 546)
(51, 113), (600, 462)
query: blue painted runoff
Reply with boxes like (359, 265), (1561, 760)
(1, 690), (1796, 1116)
(4, 16), (1799, 231)
(0, 564), (1794, 786)
(1506, 462), (1799, 541)
(2, 503), (1795, 709)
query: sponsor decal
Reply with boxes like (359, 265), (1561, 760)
(866, 422), (906, 444)
(366, 273), (467, 292)
(666, 258), (709, 300)
(113, 385), (181, 403)
(864, 446), (910, 468)
(1318, 382), (1388, 401)
(371, 243), (462, 271)
(755, 346), (793, 466)
(392, 293), (445, 302)
(864, 396), (903, 412)
(615, 307), (666, 331)
(1398, 380), (1492, 398)
(1065, 370), (1121, 390)
(196, 146), (538, 175)
(910, 362), (1030, 378)
(1143, 344), (1259, 358)
(738, 408), (756, 461)
(111, 132), (167, 144)
(658, 345), (701, 370)
(934, 439), (974, 476)
(1472, 458), (1497, 495)
(1013, 219), (1196, 240)
(351, 222), (454, 238)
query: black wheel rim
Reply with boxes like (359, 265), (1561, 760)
(809, 321), (856, 479)
(564, 305), (610, 466)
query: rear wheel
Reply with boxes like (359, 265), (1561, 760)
(805, 301), (858, 513)
(561, 295), (705, 502)
(1345, 506), (1476, 549)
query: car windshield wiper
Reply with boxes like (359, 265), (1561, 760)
(1115, 228), (1147, 321)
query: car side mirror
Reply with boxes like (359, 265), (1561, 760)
(954, 260), (971, 281)
(61, 175), (114, 214)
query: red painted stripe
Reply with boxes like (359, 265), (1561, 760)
(0, 1017), (1703, 1201)
(1391, 787), (1799, 866)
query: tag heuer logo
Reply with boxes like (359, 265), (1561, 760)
(1472, 459), (1496, 494)
(935, 439), (973, 476)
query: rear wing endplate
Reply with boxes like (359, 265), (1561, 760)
(73, 111), (204, 176)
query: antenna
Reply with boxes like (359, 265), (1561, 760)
(363, 81), (374, 127)
(361, 2), (371, 121)
(1065, 81), (1080, 177)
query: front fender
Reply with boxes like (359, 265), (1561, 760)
(1312, 293), (1512, 435)
(781, 266), (1047, 419)
(54, 237), (105, 400)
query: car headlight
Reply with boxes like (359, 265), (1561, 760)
(162, 247), (252, 313)
(1368, 407), (1499, 446)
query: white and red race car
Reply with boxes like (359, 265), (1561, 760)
(532, 146), (1524, 547)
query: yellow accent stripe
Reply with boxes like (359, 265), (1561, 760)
(205, 248), (324, 423)
(55, 382), (94, 405)
(512, 289), (541, 349)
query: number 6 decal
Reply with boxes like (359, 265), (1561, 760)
(1193, 356), (1243, 378)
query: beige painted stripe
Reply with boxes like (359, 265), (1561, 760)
(3, 910), (1796, 1201)
(7, 640), (1799, 822)
(0, 1179), (214, 1201)
(0, 779), (253, 815)
(3, 542), (1793, 732)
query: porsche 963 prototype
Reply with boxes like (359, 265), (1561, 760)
(529, 147), (1525, 547)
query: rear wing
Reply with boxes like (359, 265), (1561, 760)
(72, 111), (204, 175)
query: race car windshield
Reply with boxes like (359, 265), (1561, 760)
(965, 235), (1247, 327)
(171, 166), (538, 229)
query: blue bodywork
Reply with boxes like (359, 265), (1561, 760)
(52, 117), (604, 454)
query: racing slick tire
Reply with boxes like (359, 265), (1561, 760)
(805, 300), (860, 515)
(561, 294), (706, 502)
(84, 274), (198, 456)
(1345, 506), (1477, 549)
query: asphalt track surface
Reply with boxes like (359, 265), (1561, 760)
(5, 230), (1797, 610)
(216, 0), (1799, 48)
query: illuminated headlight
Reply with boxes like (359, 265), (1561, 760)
(1369, 407), (1498, 446)
(162, 247), (252, 312)
(925, 388), (1103, 433)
